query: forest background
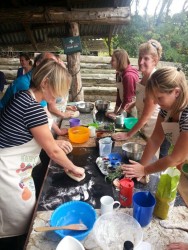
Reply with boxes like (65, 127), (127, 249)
(110, 0), (188, 74)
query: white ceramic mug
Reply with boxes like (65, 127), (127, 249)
(56, 236), (85, 250)
(100, 195), (120, 215)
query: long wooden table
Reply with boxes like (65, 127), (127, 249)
(24, 111), (188, 250)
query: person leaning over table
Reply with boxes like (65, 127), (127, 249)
(121, 67), (188, 182)
(0, 59), (85, 250)
(0, 52), (72, 136)
(166, 242), (188, 250)
(106, 49), (139, 119)
(112, 39), (162, 141)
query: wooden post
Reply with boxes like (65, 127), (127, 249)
(67, 22), (84, 102)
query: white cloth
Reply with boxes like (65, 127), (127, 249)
(0, 138), (41, 237)
(116, 82), (124, 103)
(135, 83), (160, 138)
(162, 112), (180, 145)
(116, 82), (137, 117)
(0, 90), (52, 237)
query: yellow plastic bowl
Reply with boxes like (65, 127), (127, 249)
(68, 126), (89, 143)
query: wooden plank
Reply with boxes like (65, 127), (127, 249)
(23, 23), (38, 51)
(0, 7), (130, 25)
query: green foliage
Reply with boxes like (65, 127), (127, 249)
(113, 12), (188, 75)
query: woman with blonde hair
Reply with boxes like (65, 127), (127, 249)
(122, 67), (188, 180)
(0, 59), (85, 250)
(113, 39), (163, 141)
(106, 49), (139, 119)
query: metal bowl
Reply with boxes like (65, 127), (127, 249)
(95, 100), (110, 112)
(122, 142), (145, 161)
(76, 102), (94, 113)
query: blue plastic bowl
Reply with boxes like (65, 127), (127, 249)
(50, 201), (97, 241)
(124, 117), (138, 130)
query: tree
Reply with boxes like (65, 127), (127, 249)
(112, 11), (188, 76)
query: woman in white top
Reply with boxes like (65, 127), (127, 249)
(113, 39), (163, 140)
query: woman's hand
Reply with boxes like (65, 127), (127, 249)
(124, 103), (132, 113)
(166, 242), (188, 250)
(55, 140), (73, 154)
(112, 132), (130, 141)
(70, 166), (85, 177)
(105, 112), (116, 120)
(66, 105), (77, 111)
(121, 160), (145, 179)
(58, 128), (68, 136)
(62, 110), (75, 119)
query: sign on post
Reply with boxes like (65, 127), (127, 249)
(63, 36), (82, 55)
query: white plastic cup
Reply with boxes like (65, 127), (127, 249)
(99, 138), (112, 157)
(100, 195), (120, 215)
(88, 126), (96, 137)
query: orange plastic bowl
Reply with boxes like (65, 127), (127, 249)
(68, 126), (89, 143)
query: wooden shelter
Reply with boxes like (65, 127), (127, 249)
(0, 0), (131, 101)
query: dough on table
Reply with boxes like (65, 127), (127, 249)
(65, 171), (86, 182)
(72, 111), (80, 118)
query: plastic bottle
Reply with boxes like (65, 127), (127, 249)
(123, 241), (134, 250)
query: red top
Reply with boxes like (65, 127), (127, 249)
(116, 64), (139, 109)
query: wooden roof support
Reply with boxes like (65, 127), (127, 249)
(106, 26), (114, 56)
(23, 23), (38, 51)
(67, 22), (84, 102)
(0, 7), (130, 25)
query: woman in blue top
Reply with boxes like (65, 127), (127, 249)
(17, 53), (32, 78)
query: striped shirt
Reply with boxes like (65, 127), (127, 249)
(159, 106), (188, 132)
(0, 91), (48, 148)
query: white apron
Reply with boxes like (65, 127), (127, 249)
(0, 90), (51, 237)
(0, 138), (41, 237)
(116, 82), (137, 117)
(136, 83), (160, 138)
(161, 113), (180, 146)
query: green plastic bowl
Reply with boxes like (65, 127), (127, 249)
(124, 117), (138, 130)
(182, 163), (188, 178)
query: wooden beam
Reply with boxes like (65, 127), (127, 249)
(22, 23), (38, 51)
(67, 22), (84, 102)
(0, 7), (130, 25)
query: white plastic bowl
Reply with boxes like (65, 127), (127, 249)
(93, 212), (143, 250)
